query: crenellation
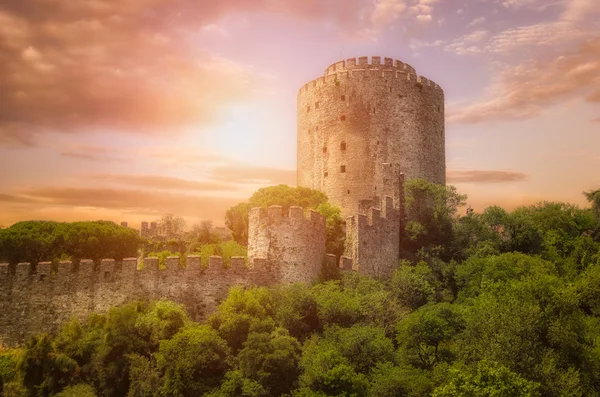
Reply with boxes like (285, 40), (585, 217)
(208, 255), (224, 269)
(100, 259), (115, 281)
(339, 256), (353, 271)
(325, 254), (337, 268)
(368, 207), (382, 226)
(384, 57), (393, 66)
(122, 258), (138, 273)
(268, 205), (283, 221)
(37, 261), (52, 275)
(289, 206), (304, 219)
(187, 255), (200, 269)
(58, 260), (72, 273)
(144, 257), (159, 272)
(166, 256), (180, 270)
(15, 262), (32, 280)
(230, 256), (246, 271)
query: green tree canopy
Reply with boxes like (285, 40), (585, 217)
(0, 220), (140, 264)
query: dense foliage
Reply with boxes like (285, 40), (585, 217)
(0, 221), (141, 264)
(225, 185), (346, 257)
(2, 182), (600, 396)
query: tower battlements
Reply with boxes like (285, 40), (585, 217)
(345, 196), (401, 277)
(299, 56), (442, 95)
(325, 56), (417, 75)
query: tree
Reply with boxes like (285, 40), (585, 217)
(126, 354), (160, 397)
(367, 362), (434, 397)
(188, 220), (220, 246)
(391, 261), (436, 310)
(583, 189), (600, 220)
(156, 213), (186, 240)
(396, 303), (464, 369)
(209, 287), (277, 353)
(432, 361), (541, 397)
(55, 384), (97, 397)
(17, 334), (80, 396)
(156, 325), (231, 396)
(402, 179), (467, 257)
(0, 221), (140, 264)
(236, 328), (302, 396)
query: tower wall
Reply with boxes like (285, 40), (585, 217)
(248, 205), (326, 284)
(297, 56), (445, 217)
(345, 196), (400, 277)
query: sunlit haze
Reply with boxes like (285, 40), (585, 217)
(1, 0), (599, 228)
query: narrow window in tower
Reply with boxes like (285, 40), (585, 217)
(316, 126), (319, 131)
(323, 146), (327, 154)
(324, 171), (328, 177)
(373, 107), (376, 114)
(340, 115), (346, 121)
(315, 102), (320, 110)
(341, 95), (346, 101)
(340, 142), (346, 151)
(347, 190), (350, 194)
(340, 165), (346, 173)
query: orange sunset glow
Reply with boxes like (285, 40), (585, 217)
(0, 0), (599, 228)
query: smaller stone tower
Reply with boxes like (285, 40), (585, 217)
(247, 205), (326, 284)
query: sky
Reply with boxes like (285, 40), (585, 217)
(0, 0), (599, 228)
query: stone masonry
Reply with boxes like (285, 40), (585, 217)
(297, 56), (445, 219)
(248, 206), (326, 284)
(297, 56), (445, 278)
(0, 207), (326, 345)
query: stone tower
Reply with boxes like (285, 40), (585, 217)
(297, 56), (445, 217)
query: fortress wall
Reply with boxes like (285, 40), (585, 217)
(0, 255), (279, 346)
(297, 56), (445, 218)
(345, 196), (400, 277)
(248, 205), (326, 284)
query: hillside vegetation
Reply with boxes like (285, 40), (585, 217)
(1, 184), (600, 397)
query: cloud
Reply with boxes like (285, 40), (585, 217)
(485, 21), (588, 54)
(58, 144), (130, 162)
(0, 193), (39, 204)
(2, 0), (399, 146)
(0, 5), (260, 146)
(13, 185), (240, 219)
(90, 174), (237, 192)
(468, 16), (486, 27)
(444, 30), (489, 55)
(448, 37), (600, 123)
(210, 164), (296, 185)
(447, 170), (528, 184)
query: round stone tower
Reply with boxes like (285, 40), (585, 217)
(297, 56), (445, 217)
